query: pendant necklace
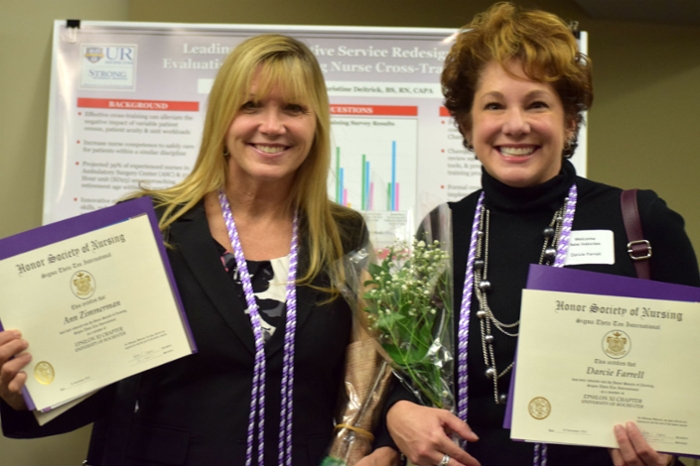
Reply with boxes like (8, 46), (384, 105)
(218, 190), (299, 466)
(456, 183), (577, 465)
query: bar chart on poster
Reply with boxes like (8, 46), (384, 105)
(329, 106), (417, 213)
(328, 104), (418, 246)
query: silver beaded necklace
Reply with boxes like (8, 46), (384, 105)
(473, 202), (567, 405)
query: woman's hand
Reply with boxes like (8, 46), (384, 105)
(609, 422), (673, 466)
(0, 330), (31, 410)
(387, 400), (480, 466)
(355, 446), (401, 466)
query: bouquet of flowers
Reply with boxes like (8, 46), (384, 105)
(323, 206), (453, 465)
(367, 205), (454, 410)
(363, 225), (453, 409)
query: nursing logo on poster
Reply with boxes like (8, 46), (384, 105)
(80, 44), (137, 91)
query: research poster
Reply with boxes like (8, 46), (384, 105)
(45, 22), (587, 234)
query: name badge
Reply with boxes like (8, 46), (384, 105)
(564, 230), (615, 266)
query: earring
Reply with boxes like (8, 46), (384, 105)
(223, 147), (230, 157)
(563, 140), (577, 158)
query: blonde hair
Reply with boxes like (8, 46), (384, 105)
(134, 34), (357, 289)
(442, 2), (593, 156)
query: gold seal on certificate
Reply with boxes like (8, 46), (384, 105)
(528, 397), (551, 420)
(34, 362), (55, 385)
(603, 330), (630, 359)
(71, 270), (96, 299)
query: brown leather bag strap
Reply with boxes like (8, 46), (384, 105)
(620, 189), (652, 280)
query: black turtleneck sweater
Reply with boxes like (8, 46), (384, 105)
(386, 160), (700, 465)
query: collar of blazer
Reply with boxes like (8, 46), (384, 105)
(167, 201), (322, 358)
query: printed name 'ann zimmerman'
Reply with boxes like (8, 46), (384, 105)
(63, 301), (121, 324)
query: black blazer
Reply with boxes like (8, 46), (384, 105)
(2, 201), (364, 465)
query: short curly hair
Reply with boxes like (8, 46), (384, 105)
(442, 2), (593, 156)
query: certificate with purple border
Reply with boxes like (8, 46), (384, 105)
(0, 197), (196, 413)
(505, 265), (700, 456)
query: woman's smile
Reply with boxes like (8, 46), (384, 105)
(250, 143), (288, 155)
(497, 145), (537, 157)
(463, 59), (574, 188)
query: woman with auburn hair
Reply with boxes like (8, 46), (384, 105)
(0, 34), (397, 465)
(384, 3), (698, 466)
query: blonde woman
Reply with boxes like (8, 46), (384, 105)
(1, 35), (397, 466)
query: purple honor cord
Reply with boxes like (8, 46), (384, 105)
(457, 184), (577, 465)
(218, 191), (299, 466)
(456, 193), (484, 425)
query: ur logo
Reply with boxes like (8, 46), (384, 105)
(85, 47), (104, 63)
(80, 43), (137, 90)
(603, 330), (631, 359)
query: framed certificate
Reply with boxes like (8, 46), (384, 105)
(507, 265), (700, 456)
(0, 197), (196, 413)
